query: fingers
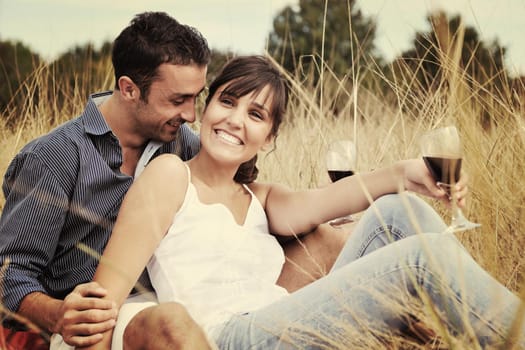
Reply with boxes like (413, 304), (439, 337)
(401, 158), (471, 209)
(449, 182), (468, 208)
(62, 317), (115, 347)
(413, 159), (446, 199)
(415, 184), (449, 204)
(58, 282), (118, 347)
(435, 180), (468, 209)
(73, 281), (109, 298)
(455, 172), (469, 207)
(423, 177), (446, 199)
(69, 283), (115, 310)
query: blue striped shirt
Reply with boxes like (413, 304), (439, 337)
(0, 91), (200, 314)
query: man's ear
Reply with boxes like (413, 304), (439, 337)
(118, 76), (139, 100)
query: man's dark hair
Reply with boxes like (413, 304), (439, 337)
(112, 11), (211, 99)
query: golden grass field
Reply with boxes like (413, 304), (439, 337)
(1, 36), (525, 348)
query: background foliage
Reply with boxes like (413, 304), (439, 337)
(1, 1), (525, 348)
(1, 1), (522, 126)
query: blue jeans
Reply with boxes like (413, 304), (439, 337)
(215, 194), (524, 349)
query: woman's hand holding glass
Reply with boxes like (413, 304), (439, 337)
(398, 158), (469, 207)
(419, 126), (480, 232)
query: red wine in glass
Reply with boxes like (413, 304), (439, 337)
(422, 156), (462, 192)
(420, 126), (480, 232)
(326, 140), (356, 226)
(328, 170), (355, 182)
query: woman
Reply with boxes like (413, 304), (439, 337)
(91, 55), (524, 349)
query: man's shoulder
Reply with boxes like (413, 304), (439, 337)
(8, 117), (93, 184)
(177, 124), (199, 146)
(161, 124), (200, 160)
(19, 117), (85, 160)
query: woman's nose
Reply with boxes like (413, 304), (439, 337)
(227, 108), (243, 127)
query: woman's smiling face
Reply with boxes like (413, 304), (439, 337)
(200, 83), (275, 165)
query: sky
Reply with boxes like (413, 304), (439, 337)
(1, 0), (524, 76)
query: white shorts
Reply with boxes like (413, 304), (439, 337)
(49, 292), (159, 350)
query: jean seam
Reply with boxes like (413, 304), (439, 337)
(356, 225), (406, 258)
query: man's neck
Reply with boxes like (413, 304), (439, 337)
(120, 146), (146, 176)
(99, 93), (147, 149)
(98, 93), (150, 176)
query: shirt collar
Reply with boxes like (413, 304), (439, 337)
(83, 91), (113, 136)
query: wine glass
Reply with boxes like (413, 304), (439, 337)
(420, 126), (481, 233)
(326, 140), (356, 226)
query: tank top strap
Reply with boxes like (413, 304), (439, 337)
(242, 183), (255, 198)
(242, 184), (268, 224)
(183, 162), (192, 184)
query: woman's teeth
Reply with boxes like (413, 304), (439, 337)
(216, 130), (241, 145)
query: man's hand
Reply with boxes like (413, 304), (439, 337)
(55, 282), (118, 347)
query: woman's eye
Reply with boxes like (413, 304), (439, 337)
(250, 111), (264, 120)
(220, 98), (234, 106)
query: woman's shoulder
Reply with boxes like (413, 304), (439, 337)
(141, 153), (188, 184)
(247, 181), (283, 209)
(150, 153), (186, 169)
(134, 154), (189, 213)
(249, 181), (289, 195)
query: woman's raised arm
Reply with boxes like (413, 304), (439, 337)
(257, 159), (448, 236)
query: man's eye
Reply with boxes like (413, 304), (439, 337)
(172, 98), (185, 105)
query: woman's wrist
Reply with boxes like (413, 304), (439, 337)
(390, 161), (407, 192)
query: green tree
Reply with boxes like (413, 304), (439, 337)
(39, 41), (113, 124)
(0, 40), (114, 129)
(0, 40), (41, 112)
(395, 11), (508, 92)
(52, 41), (113, 93)
(389, 11), (512, 126)
(267, 0), (377, 79)
(207, 49), (235, 84)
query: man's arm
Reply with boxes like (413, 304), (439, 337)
(18, 285), (117, 347)
(0, 152), (118, 347)
(0, 153), (67, 315)
(17, 293), (61, 332)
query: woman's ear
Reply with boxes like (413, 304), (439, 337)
(261, 134), (275, 152)
(118, 76), (139, 101)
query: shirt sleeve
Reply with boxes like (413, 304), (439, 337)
(178, 124), (200, 160)
(0, 152), (69, 313)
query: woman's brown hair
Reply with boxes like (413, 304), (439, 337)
(205, 56), (289, 184)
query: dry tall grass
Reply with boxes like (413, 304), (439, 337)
(255, 18), (524, 348)
(1, 22), (524, 350)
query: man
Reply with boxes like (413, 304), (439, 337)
(0, 11), (209, 349)
(0, 11), (347, 350)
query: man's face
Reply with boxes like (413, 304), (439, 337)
(135, 63), (207, 143)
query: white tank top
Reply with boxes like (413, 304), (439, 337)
(147, 164), (289, 337)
